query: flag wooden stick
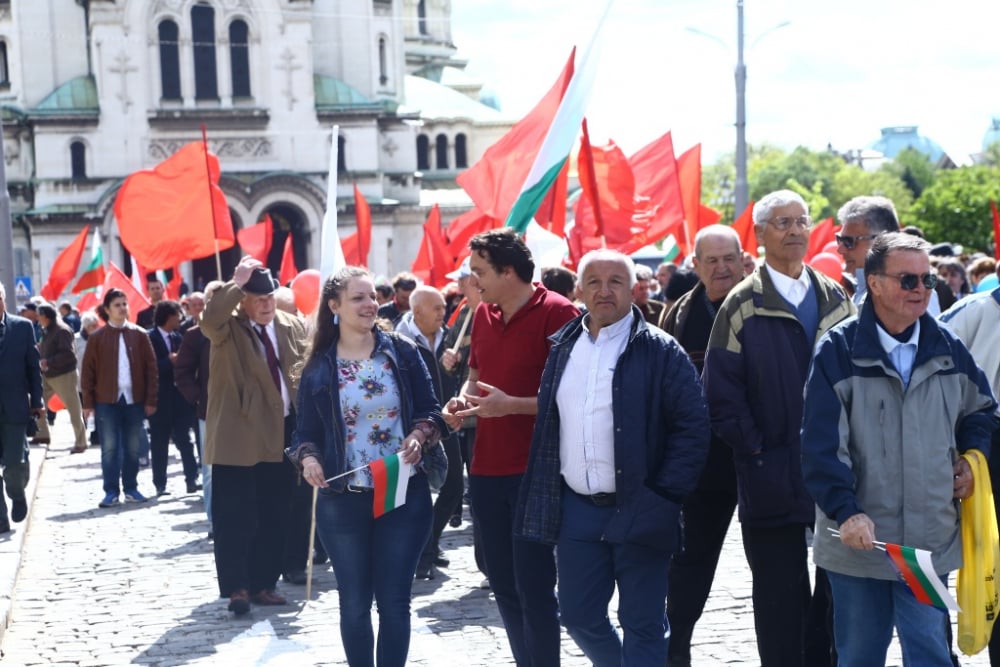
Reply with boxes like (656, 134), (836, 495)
(448, 308), (472, 356)
(201, 124), (223, 280)
(304, 484), (319, 603)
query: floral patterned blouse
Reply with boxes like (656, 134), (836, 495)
(338, 353), (412, 487)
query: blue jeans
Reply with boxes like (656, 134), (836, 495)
(95, 399), (145, 495)
(827, 570), (952, 666)
(316, 473), (432, 667)
(469, 473), (560, 667)
(558, 486), (671, 667)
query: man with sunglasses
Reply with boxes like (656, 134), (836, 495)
(802, 233), (998, 665)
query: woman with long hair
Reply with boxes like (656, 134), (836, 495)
(288, 266), (446, 667)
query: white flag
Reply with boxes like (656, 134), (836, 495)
(319, 126), (346, 282)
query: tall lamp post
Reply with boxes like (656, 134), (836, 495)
(0, 119), (14, 296)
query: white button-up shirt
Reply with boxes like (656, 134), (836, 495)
(765, 262), (811, 307)
(108, 322), (134, 404)
(557, 312), (631, 495)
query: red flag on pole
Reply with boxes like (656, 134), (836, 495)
(991, 201), (1000, 261)
(445, 208), (499, 260)
(279, 235), (298, 285)
(114, 142), (235, 269)
(676, 144), (703, 257)
(40, 225), (90, 301)
(346, 184), (372, 267)
(412, 205), (453, 288)
(731, 201), (758, 257)
(236, 214), (273, 263)
(104, 262), (151, 323)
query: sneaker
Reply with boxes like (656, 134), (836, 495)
(123, 489), (149, 503)
(98, 493), (120, 508)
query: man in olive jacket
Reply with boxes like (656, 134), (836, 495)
(201, 256), (307, 615)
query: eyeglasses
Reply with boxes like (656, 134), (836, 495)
(767, 215), (813, 231)
(877, 272), (938, 291)
(834, 233), (879, 250)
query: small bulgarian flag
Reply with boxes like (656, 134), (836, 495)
(72, 228), (105, 294)
(885, 542), (961, 612)
(370, 452), (412, 518)
(504, 1), (614, 234)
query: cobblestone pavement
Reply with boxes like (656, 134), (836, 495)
(0, 419), (991, 666)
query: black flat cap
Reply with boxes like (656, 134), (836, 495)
(242, 267), (279, 295)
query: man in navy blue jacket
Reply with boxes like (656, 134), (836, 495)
(0, 282), (44, 531)
(516, 249), (710, 666)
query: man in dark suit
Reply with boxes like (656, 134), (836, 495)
(0, 282), (44, 531)
(147, 300), (200, 497)
(136, 275), (165, 330)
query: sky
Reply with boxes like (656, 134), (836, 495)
(450, 0), (1000, 166)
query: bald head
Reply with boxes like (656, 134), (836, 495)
(410, 285), (446, 338)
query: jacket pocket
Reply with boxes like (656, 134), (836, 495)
(735, 447), (799, 522)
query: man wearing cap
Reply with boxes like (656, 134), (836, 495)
(201, 256), (308, 615)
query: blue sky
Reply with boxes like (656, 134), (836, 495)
(451, 0), (1000, 165)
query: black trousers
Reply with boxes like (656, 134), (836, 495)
(742, 522), (812, 667)
(148, 396), (199, 490)
(419, 433), (463, 568)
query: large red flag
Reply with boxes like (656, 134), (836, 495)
(349, 184), (372, 267)
(114, 142), (235, 269)
(731, 201), (758, 257)
(236, 214), (273, 263)
(445, 208), (499, 260)
(412, 205), (454, 288)
(991, 201), (1000, 260)
(456, 50), (575, 221)
(806, 217), (836, 262)
(40, 225), (90, 301)
(536, 159), (570, 238)
(75, 290), (100, 315)
(676, 144), (703, 256)
(166, 265), (184, 300)
(105, 262), (151, 323)
(279, 235), (298, 285)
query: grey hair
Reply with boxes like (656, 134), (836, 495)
(864, 232), (931, 278)
(752, 190), (808, 226)
(694, 224), (742, 258)
(576, 249), (637, 289)
(837, 195), (900, 234)
(80, 311), (100, 329)
(634, 264), (654, 282)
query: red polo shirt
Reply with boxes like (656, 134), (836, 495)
(468, 284), (579, 476)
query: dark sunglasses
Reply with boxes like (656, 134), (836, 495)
(834, 233), (879, 250)
(878, 272), (938, 291)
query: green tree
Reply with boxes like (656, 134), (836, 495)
(911, 165), (1000, 252)
(880, 147), (936, 199)
(829, 166), (914, 222)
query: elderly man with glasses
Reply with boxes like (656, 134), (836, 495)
(703, 189), (855, 666)
(802, 232), (998, 665)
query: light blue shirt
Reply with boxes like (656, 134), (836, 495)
(876, 319), (920, 388)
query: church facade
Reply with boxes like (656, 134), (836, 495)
(0, 0), (510, 292)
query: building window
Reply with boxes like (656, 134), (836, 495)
(158, 21), (181, 100)
(378, 36), (388, 86)
(435, 134), (449, 170)
(0, 42), (9, 86)
(191, 3), (218, 100)
(229, 20), (251, 98)
(338, 135), (347, 175)
(70, 141), (86, 180)
(418, 0), (427, 35)
(416, 135), (430, 171)
(455, 133), (468, 169)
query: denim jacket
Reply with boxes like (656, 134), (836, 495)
(289, 330), (447, 493)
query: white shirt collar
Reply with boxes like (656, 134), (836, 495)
(765, 262), (811, 307)
(876, 318), (920, 355)
(582, 309), (633, 342)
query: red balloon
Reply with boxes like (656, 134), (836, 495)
(822, 241), (839, 255)
(290, 269), (321, 315)
(809, 252), (843, 282)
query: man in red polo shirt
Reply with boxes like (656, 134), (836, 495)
(444, 229), (578, 666)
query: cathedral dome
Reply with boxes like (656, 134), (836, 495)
(867, 126), (945, 163)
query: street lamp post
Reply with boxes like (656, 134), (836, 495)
(734, 0), (748, 216)
(0, 120), (14, 296)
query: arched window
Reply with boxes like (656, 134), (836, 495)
(229, 20), (251, 98)
(455, 133), (468, 169)
(435, 134), (449, 170)
(416, 135), (430, 171)
(337, 135), (347, 175)
(191, 3), (218, 100)
(70, 141), (86, 180)
(418, 0), (428, 35)
(378, 36), (388, 86)
(158, 20), (181, 100)
(0, 42), (9, 86)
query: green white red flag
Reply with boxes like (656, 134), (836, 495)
(370, 453), (411, 518)
(40, 225), (90, 300)
(72, 228), (106, 294)
(884, 542), (960, 612)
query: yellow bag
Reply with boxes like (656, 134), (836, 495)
(957, 449), (999, 655)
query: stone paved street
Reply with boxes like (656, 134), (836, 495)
(0, 419), (992, 666)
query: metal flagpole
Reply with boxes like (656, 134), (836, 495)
(200, 124), (223, 280)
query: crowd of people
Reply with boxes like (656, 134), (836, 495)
(1, 187), (999, 666)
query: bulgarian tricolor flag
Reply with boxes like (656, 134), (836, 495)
(885, 542), (960, 612)
(504, 1), (614, 234)
(72, 228), (105, 294)
(370, 452), (412, 518)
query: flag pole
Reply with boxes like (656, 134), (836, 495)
(201, 124), (223, 280)
(304, 485), (318, 603)
(448, 308), (472, 356)
(324, 463), (367, 484)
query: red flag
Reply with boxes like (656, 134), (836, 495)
(991, 201), (1000, 260)
(75, 290), (100, 314)
(676, 144), (703, 256)
(806, 217), (836, 262)
(114, 142), (235, 269)
(166, 265), (184, 300)
(349, 184), (372, 267)
(456, 50), (575, 220)
(236, 214), (273, 263)
(48, 394), (66, 412)
(40, 225), (90, 301)
(732, 201), (758, 257)
(412, 205), (454, 288)
(446, 208), (499, 260)
(535, 159), (570, 238)
(104, 262), (151, 323)
(279, 235), (298, 285)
